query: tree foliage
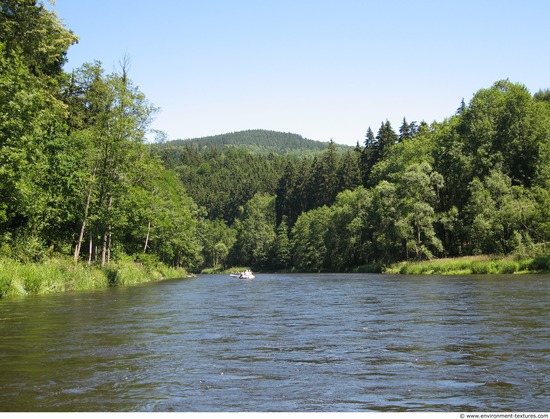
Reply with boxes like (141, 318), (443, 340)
(0, 2), (200, 270)
(1, 1), (549, 274)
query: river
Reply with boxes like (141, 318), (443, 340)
(0, 273), (548, 412)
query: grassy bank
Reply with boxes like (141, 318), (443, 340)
(385, 255), (550, 275)
(0, 257), (190, 299)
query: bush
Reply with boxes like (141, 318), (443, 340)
(528, 255), (550, 272)
(104, 266), (119, 286)
(134, 252), (161, 270)
(471, 261), (492, 274)
(12, 234), (49, 263)
(496, 259), (519, 274)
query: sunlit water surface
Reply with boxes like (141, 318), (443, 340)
(0, 273), (548, 411)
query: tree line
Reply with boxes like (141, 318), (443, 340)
(160, 129), (350, 157)
(2, 1), (550, 274)
(0, 1), (201, 269)
(160, 80), (550, 272)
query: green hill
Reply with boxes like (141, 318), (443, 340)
(161, 129), (351, 157)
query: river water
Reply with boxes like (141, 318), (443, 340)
(0, 273), (548, 412)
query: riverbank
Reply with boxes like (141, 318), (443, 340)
(0, 257), (190, 299)
(201, 255), (550, 276)
(385, 254), (550, 275)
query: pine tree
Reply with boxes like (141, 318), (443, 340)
(337, 150), (361, 192)
(316, 140), (339, 207)
(399, 117), (417, 142)
(376, 120), (399, 159)
(360, 127), (376, 186)
(275, 216), (291, 269)
(398, 118), (410, 142)
(275, 160), (298, 226)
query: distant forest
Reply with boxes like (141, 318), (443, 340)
(2, 1), (550, 273)
(160, 129), (351, 157)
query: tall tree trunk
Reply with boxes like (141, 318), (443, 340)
(143, 220), (151, 253)
(74, 215), (87, 264)
(74, 163), (98, 264)
(101, 194), (113, 267)
(101, 231), (107, 267)
(416, 223), (421, 260)
(107, 231), (112, 264)
(88, 232), (93, 264)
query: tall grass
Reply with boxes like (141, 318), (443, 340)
(386, 255), (550, 275)
(0, 256), (189, 299)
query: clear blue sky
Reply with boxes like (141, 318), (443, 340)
(50, 0), (549, 146)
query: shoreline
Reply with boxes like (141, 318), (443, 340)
(2, 254), (548, 300)
(0, 257), (190, 299)
(202, 255), (550, 276)
(384, 254), (550, 275)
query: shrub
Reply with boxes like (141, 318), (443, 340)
(528, 255), (550, 272)
(496, 259), (519, 274)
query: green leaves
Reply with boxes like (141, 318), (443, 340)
(233, 193), (277, 268)
(2, 2), (550, 274)
(464, 169), (538, 255)
(458, 80), (545, 187)
(0, 0), (78, 78)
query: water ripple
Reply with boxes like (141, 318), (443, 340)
(0, 273), (548, 412)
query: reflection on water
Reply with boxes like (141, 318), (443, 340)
(0, 274), (548, 411)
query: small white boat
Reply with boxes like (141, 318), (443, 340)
(230, 270), (255, 279)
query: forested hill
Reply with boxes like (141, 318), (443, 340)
(159, 129), (351, 157)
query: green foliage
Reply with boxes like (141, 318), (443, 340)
(291, 206), (331, 272)
(231, 193), (277, 269)
(142, 169), (202, 269)
(458, 80), (544, 187)
(0, 2), (205, 284)
(361, 121), (399, 187)
(165, 79), (550, 273)
(279, 80), (550, 272)
(199, 219), (236, 270)
(274, 217), (291, 270)
(274, 147), (362, 229)
(387, 255), (550, 275)
(0, 0), (78, 78)
(0, 255), (187, 298)
(464, 168), (538, 255)
(527, 255), (550, 272)
(351, 263), (383, 273)
(163, 146), (286, 223)
(1, 0), (550, 281)
(160, 129), (351, 157)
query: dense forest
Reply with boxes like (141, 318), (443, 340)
(160, 129), (351, 157)
(1, 1), (550, 279)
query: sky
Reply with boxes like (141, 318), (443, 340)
(50, 0), (550, 146)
